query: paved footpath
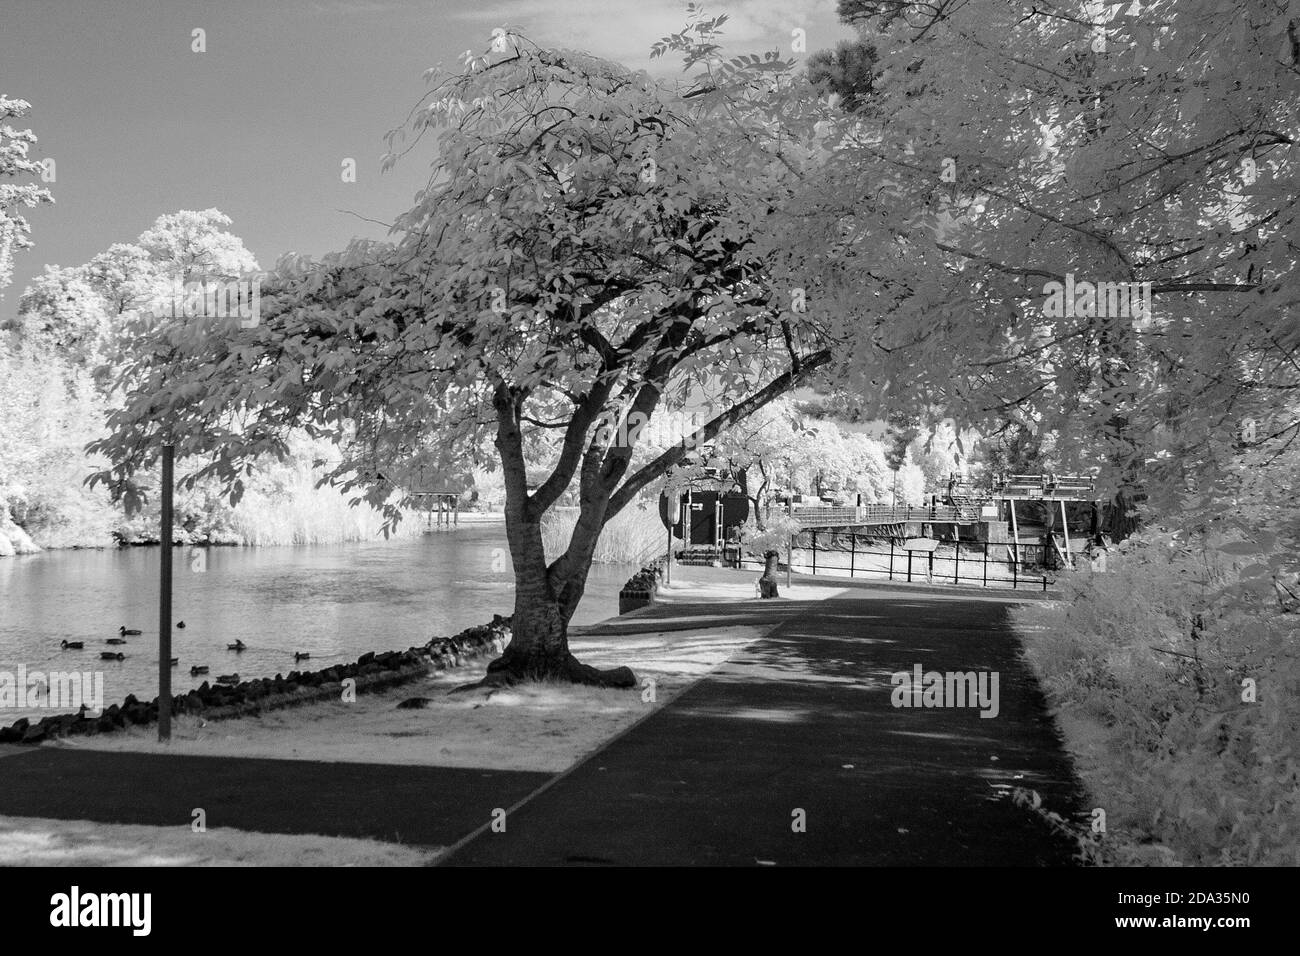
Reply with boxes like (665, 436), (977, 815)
(0, 576), (1084, 865)
(444, 580), (1085, 866)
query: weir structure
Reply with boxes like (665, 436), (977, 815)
(407, 491), (462, 529)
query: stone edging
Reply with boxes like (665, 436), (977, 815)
(0, 615), (512, 745)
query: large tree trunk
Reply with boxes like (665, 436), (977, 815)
(478, 383), (636, 689)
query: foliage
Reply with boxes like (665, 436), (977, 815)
(742, 511), (803, 556)
(0, 95), (53, 295)
(802, 0), (1299, 514)
(1013, 526), (1299, 866)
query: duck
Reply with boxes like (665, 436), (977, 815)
(100, 651), (125, 661)
(227, 640), (246, 652)
(105, 637), (127, 646)
(119, 626), (142, 636)
(61, 640), (84, 650)
(293, 652), (311, 662)
(215, 673), (239, 686)
(190, 665), (210, 676)
(176, 621), (186, 629)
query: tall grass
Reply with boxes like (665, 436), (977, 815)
(227, 477), (422, 546)
(541, 500), (664, 565)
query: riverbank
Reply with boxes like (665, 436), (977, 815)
(0, 508), (504, 558)
(0, 525), (622, 727)
(47, 572), (840, 771)
(0, 567), (1084, 867)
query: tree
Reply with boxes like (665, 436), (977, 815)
(0, 96), (53, 296)
(704, 396), (800, 527)
(807, 39), (879, 112)
(801, 0), (1300, 533)
(90, 22), (844, 687)
(8, 210), (258, 368)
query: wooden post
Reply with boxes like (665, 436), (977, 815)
(158, 443), (174, 743)
(786, 535), (792, 589)
(454, 496), (459, 527)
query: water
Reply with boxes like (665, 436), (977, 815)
(0, 521), (632, 724)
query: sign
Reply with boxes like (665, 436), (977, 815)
(903, 538), (940, 552)
(658, 492), (676, 531)
(980, 505), (999, 519)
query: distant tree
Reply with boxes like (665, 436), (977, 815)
(9, 210), (258, 367)
(710, 397), (802, 528)
(806, 39), (878, 112)
(0, 96), (53, 296)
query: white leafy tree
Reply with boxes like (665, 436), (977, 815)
(0, 96), (53, 297)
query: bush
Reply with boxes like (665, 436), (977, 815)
(1011, 531), (1300, 865)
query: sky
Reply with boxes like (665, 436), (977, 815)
(0, 0), (852, 319)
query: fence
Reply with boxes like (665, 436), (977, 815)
(791, 503), (985, 527)
(734, 529), (1080, 591)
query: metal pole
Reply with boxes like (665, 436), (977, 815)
(982, 543), (988, 587)
(907, 549), (913, 583)
(811, 530), (817, 575)
(889, 538), (895, 581)
(158, 443), (174, 742)
(786, 536), (792, 590)
(954, 542), (960, 585)
(665, 526), (672, 584)
(1009, 498), (1021, 565)
(849, 532), (855, 579)
(1060, 499), (1070, 565)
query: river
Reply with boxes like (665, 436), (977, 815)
(0, 519), (632, 725)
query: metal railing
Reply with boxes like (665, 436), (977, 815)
(732, 531), (1076, 591)
(791, 504), (985, 527)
